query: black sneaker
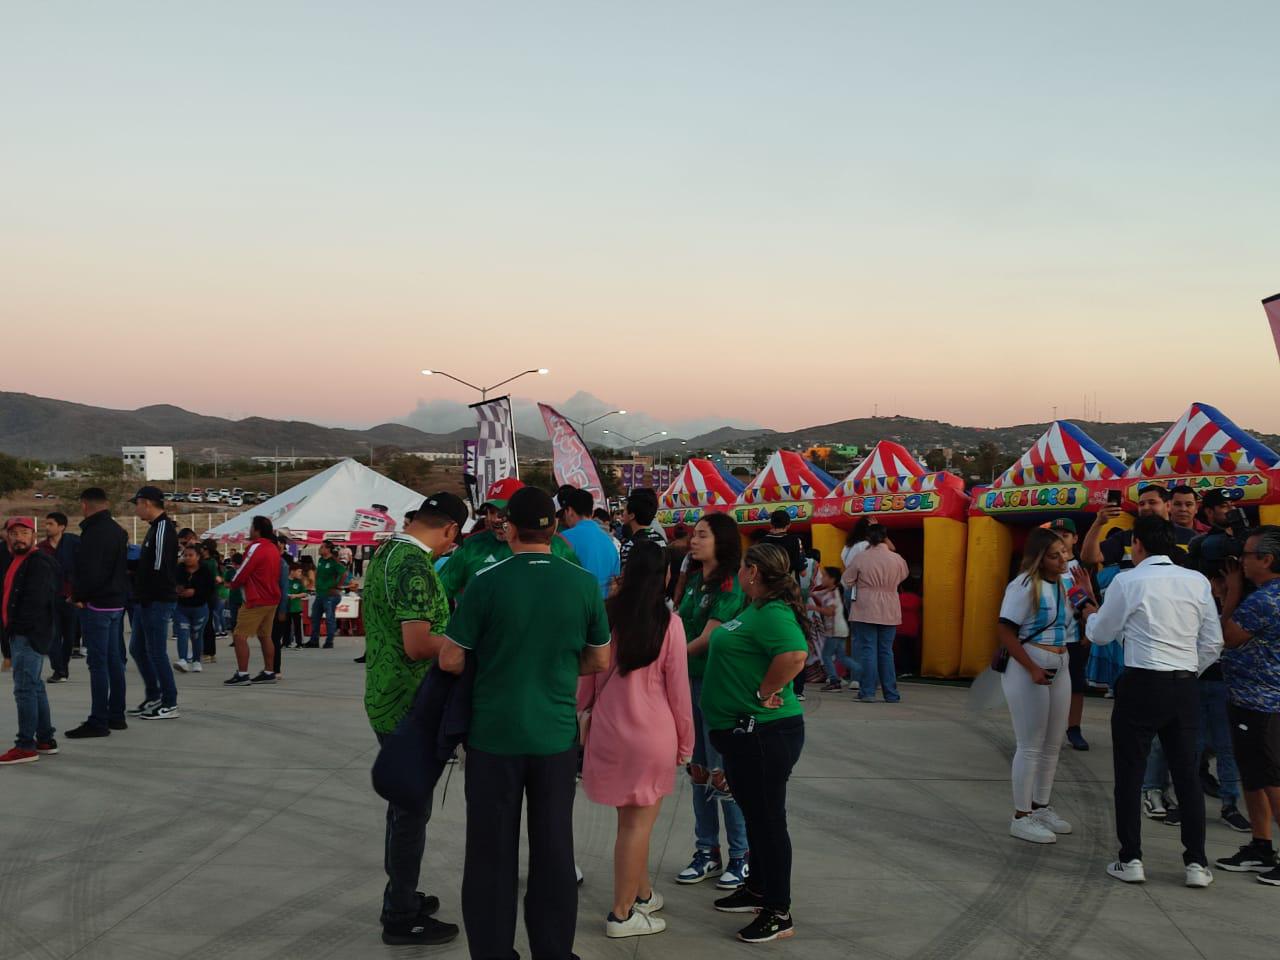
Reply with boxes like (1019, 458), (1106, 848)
(37, 739), (58, 754)
(108, 718), (128, 731)
(416, 893), (440, 918)
(65, 723), (111, 740)
(1163, 794), (1181, 827)
(248, 671), (277, 684)
(1200, 760), (1221, 799)
(1259, 866), (1280, 887)
(223, 672), (252, 686)
(1221, 805), (1252, 833)
(715, 887), (765, 913)
(381, 916), (459, 946)
(70, 649), (85, 659)
(1216, 841), (1277, 873)
(737, 909), (795, 943)
(127, 698), (160, 716)
(353, 655), (366, 663)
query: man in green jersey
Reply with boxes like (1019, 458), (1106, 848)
(305, 540), (346, 648)
(439, 478), (580, 598)
(437, 487), (610, 960)
(363, 492), (468, 947)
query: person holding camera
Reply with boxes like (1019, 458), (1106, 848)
(1083, 516), (1224, 888)
(1214, 526), (1280, 885)
(996, 528), (1077, 843)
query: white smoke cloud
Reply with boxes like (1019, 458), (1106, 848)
(400, 391), (762, 446)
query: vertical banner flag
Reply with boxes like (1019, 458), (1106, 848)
(537, 403), (606, 509)
(461, 440), (479, 507)
(471, 396), (517, 495)
(1264, 293), (1280, 366)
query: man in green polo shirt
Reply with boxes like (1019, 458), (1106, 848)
(440, 477), (580, 598)
(305, 540), (346, 648)
(362, 492), (468, 948)
(437, 486), (610, 960)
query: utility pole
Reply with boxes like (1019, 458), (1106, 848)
(274, 446), (280, 495)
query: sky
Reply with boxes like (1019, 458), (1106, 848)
(3, 1), (1279, 436)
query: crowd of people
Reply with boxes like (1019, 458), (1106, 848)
(4, 473), (1280, 956)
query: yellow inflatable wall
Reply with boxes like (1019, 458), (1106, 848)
(921, 517), (966, 676)
(959, 516), (1014, 677)
(810, 523), (846, 569)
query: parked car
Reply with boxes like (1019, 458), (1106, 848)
(188, 493), (204, 503)
(205, 493), (221, 504)
(228, 495), (244, 507)
(170, 493), (187, 503)
(232, 487), (244, 497)
(219, 488), (230, 497)
(255, 492), (270, 503)
(33, 492), (44, 499)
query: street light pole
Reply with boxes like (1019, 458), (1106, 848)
(602, 429), (667, 457)
(567, 409), (625, 440)
(421, 367), (549, 402)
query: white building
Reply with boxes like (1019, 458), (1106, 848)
(122, 446), (175, 482)
(407, 451), (464, 462)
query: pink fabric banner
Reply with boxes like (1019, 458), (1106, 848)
(1265, 293), (1280, 365)
(538, 403), (607, 510)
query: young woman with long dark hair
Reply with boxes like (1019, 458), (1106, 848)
(703, 543), (808, 942)
(675, 513), (750, 889)
(579, 540), (693, 938)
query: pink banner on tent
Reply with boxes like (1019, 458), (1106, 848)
(1264, 293), (1280, 365)
(538, 403), (607, 509)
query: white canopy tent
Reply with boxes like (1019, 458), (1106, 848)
(204, 459), (425, 544)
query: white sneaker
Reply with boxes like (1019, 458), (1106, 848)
(191, 660), (203, 673)
(634, 891), (664, 915)
(1031, 805), (1073, 835)
(606, 910), (666, 939)
(173, 660), (188, 673)
(1185, 864), (1214, 888)
(1107, 859), (1146, 883)
(1010, 816), (1057, 844)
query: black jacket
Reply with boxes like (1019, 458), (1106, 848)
(134, 512), (178, 604)
(1, 548), (61, 655)
(73, 510), (129, 609)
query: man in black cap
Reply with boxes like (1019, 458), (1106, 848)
(437, 486), (611, 960)
(363, 492), (469, 947)
(129, 486), (180, 720)
(1200, 489), (1247, 539)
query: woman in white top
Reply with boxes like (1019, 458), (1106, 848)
(997, 528), (1078, 844)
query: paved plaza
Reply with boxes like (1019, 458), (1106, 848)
(2, 637), (1275, 959)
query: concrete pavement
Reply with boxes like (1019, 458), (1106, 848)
(1, 637), (1275, 959)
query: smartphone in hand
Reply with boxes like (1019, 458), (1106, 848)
(1068, 585), (1091, 610)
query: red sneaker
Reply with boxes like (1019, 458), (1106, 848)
(0, 747), (39, 765)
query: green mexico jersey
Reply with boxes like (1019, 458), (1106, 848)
(439, 529), (581, 598)
(445, 552), (609, 755)
(677, 569), (747, 679)
(700, 599), (808, 731)
(362, 535), (450, 734)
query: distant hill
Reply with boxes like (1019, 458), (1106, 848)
(658, 415), (1280, 462)
(0, 392), (551, 462)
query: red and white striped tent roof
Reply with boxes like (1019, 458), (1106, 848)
(993, 421), (1127, 488)
(835, 441), (935, 495)
(738, 451), (830, 504)
(1125, 402), (1280, 478)
(660, 458), (741, 508)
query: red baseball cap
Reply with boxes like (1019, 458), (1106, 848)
(483, 478), (525, 510)
(4, 517), (35, 532)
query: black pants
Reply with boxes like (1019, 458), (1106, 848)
(462, 747), (578, 960)
(48, 598), (79, 677)
(271, 613), (286, 674)
(287, 611), (303, 646)
(375, 732), (432, 926)
(203, 600), (217, 657)
(1111, 669), (1206, 866)
(712, 716), (805, 912)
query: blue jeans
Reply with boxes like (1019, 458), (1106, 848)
(131, 602), (178, 708)
(80, 608), (126, 729)
(310, 594), (339, 644)
(1144, 737), (1170, 791)
(11, 636), (54, 749)
(1198, 679), (1240, 806)
(211, 595), (227, 633)
(853, 622), (900, 702)
(689, 677), (749, 859)
(174, 606), (209, 663)
(821, 635), (860, 684)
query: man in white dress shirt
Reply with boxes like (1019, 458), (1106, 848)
(1084, 516), (1224, 888)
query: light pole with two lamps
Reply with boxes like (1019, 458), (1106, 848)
(420, 367), (549, 402)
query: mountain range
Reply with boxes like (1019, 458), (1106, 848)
(5, 391), (1280, 467)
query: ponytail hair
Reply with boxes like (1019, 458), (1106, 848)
(744, 542), (806, 630)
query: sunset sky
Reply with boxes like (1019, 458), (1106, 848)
(4, 2), (1279, 436)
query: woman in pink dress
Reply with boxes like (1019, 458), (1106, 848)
(579, 540), (694, 939)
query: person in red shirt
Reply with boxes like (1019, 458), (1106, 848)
(224, 516), (284, 687)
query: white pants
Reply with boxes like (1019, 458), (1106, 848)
(1001, 645), (1071, 812)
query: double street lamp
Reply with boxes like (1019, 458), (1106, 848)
(602, 429), (667, 455)
(420, 367), (549, 402)
(568, 409), (625, 439)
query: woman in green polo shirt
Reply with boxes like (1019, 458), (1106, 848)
(701, 542), (808, 944)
